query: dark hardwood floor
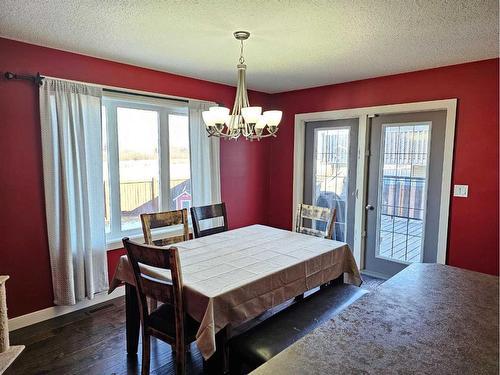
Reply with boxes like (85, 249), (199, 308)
(7, 296), (205, 375)
(7, 275), (384, 375)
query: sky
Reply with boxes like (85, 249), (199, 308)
(116, 108), (190, 154)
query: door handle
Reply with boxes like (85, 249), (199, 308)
(365, 204), (375, 211)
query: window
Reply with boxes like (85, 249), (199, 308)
(102, 93), (191, 241)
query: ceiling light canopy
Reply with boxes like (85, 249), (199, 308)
(202, 31), (282, 140)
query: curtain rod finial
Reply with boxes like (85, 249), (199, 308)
(4, 72), (15, 80)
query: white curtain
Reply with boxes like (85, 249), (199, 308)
(188, 100), (222, 208)
(40, 78), (108, 305)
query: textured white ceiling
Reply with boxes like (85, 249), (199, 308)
(0, 0), (498, 93)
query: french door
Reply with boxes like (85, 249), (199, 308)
(364, 111), (447, 277)
(303, 119), (358, 248)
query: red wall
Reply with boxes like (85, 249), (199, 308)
(267, 59), (499, 276)
(0, 37), (271, 318)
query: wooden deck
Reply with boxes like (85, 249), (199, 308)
(379, 214), (423, 262)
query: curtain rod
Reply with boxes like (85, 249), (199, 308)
(3, 71), (222, 105)
(102, 88), (187, 103)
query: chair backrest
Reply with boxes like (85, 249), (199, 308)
(141, 209), (189, 246)
(190, 202), (228, 238)
(295, 204), (337, 239)
(122, 238), (184, 336)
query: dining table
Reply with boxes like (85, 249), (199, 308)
(108, 224), (362, 370)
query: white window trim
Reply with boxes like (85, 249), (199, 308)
(106, 225), (191, 250)
(293, 99), (457, 269)
(103, 93), (190, 245)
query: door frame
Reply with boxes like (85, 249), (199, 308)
(292, 99), (457, 269)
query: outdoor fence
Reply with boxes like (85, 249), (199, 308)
(104, 178), (189, 220)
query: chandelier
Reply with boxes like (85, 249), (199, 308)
(202, 31), (282, 140)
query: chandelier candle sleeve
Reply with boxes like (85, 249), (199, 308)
(201, 31), (282, 140)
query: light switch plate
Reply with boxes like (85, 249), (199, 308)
(453, 184), (469, 197)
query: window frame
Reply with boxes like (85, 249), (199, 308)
(102, 93), (190, 246)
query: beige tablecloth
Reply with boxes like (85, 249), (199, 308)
(109, 224), (362, 359)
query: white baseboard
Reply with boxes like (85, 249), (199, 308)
(8, 286), (125, 332)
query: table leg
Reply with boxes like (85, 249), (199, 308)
(125, 283), (140, 356)
(203, 326), (228, 374)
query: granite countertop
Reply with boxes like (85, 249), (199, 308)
(251, 263), (499, 375)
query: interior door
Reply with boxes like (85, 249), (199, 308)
(364, 111), (446, 277)
(304, 119), (358, 248)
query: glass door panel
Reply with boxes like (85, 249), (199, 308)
(376, 123), (430, 263)
(313, 128), (350, 241)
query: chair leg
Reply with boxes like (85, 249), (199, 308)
(175, 343), (186, 375)
(141, 333), (151, 375)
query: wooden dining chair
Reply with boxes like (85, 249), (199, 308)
(190, 202), (228, 238)
(295, 204), (337, 240)
(123, 238), (199, 375)
(141, 209), (189, 246)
